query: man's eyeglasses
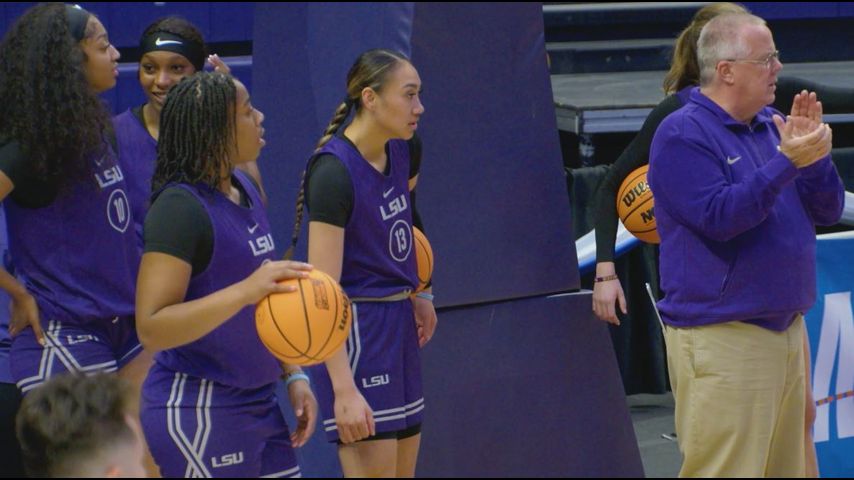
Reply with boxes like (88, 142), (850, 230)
(727, 50), (780, 69)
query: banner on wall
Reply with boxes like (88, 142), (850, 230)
(806, 231), (854, 477)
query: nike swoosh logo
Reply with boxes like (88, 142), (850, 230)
(248, 224), (260, 234)
(155, 38), (183, 47)
(727, 155), (742, 165)
(383, 187), (395, 198)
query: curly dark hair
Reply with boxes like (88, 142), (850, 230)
(153, 72), (237, 193)
(16, 373), (136, 477)
(0, 3), (111, 185)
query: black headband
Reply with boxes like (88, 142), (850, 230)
(139, 31), (205, 71)
(65, 4), (90, 42)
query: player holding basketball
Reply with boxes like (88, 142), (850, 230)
(135, 72), (316, 477)
(648, 13), (844, 477)
(287, 49), (437, 477)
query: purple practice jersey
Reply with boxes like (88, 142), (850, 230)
(312, 137), (418, 298)
(153, 171), (281, 389)
(0, 206), (11, 384)
(3, 145), (138, 325)
(113, 108), (157, 248)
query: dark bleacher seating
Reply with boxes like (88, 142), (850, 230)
(545, 2), (703, 74)
(548, 38), (674, 74)
(548, 2), (854, 394)
(546, 2), (854, 74)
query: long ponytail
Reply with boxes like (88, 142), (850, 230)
(284, 49), (410, 259)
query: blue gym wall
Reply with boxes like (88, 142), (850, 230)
(0, 2), (688, 477)
(0, 3), (255, 45)
(251, 2), (580, 309)
(252, 3), (638, 477)
(1, 2), (842, 114)
(0, 2), (640, 476)
(1, 2), (851, 476)
(409, 2), (579, 306)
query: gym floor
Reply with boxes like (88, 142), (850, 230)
(629, 393), (681, 477)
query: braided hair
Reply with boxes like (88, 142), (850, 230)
(152, 72), (237, 194)
(284, 49), (411, 259)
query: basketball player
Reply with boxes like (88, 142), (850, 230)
(0, 2), (152, 403)
(287, 49), (437, 477)
(112, 16), (258, 248)
(16, 373), (147, 478)
(0, 214), (23, 477)
(135, 72), (316, 477)
(0, 6), (159, 473)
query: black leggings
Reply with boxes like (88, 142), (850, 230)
(0, 382), (24, 477)
(335, 423), (422, 445)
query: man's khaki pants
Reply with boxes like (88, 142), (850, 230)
(664, 316), (806, 478)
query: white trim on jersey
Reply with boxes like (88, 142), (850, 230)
(261, 465), (302, 478)
(17, 321), (118, 393)
(187, 379), (213, 478)
(323, 397), (425, 432)
(167, 372), (213, 478)
(347, 304), (362, 374)
(119, 341), (144, 363)
(46, 321), (118, 373)
(372, 398), (425, 422)
(17, 322), (57, 392)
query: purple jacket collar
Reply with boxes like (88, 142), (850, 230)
(689, 87), (774, 130)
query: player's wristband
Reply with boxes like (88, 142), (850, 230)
(415, 292), (434, 302)
(284, 372), (310, 387)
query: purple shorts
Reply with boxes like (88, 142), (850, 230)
(140, 363), (300, 478)
(11, 316), (141, 394)
(310, 300), (424, 442)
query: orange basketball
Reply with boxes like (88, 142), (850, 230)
(617, 165), (659, 244)
(413, 227), (433, 292)
(255, 269), (351, 366)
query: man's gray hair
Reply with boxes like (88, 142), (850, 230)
(697, 13), (767, 85)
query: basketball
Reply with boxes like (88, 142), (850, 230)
(255, 269), (351, 366)
(617, 165), (659, 244)
(413, 227), (433, 292)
